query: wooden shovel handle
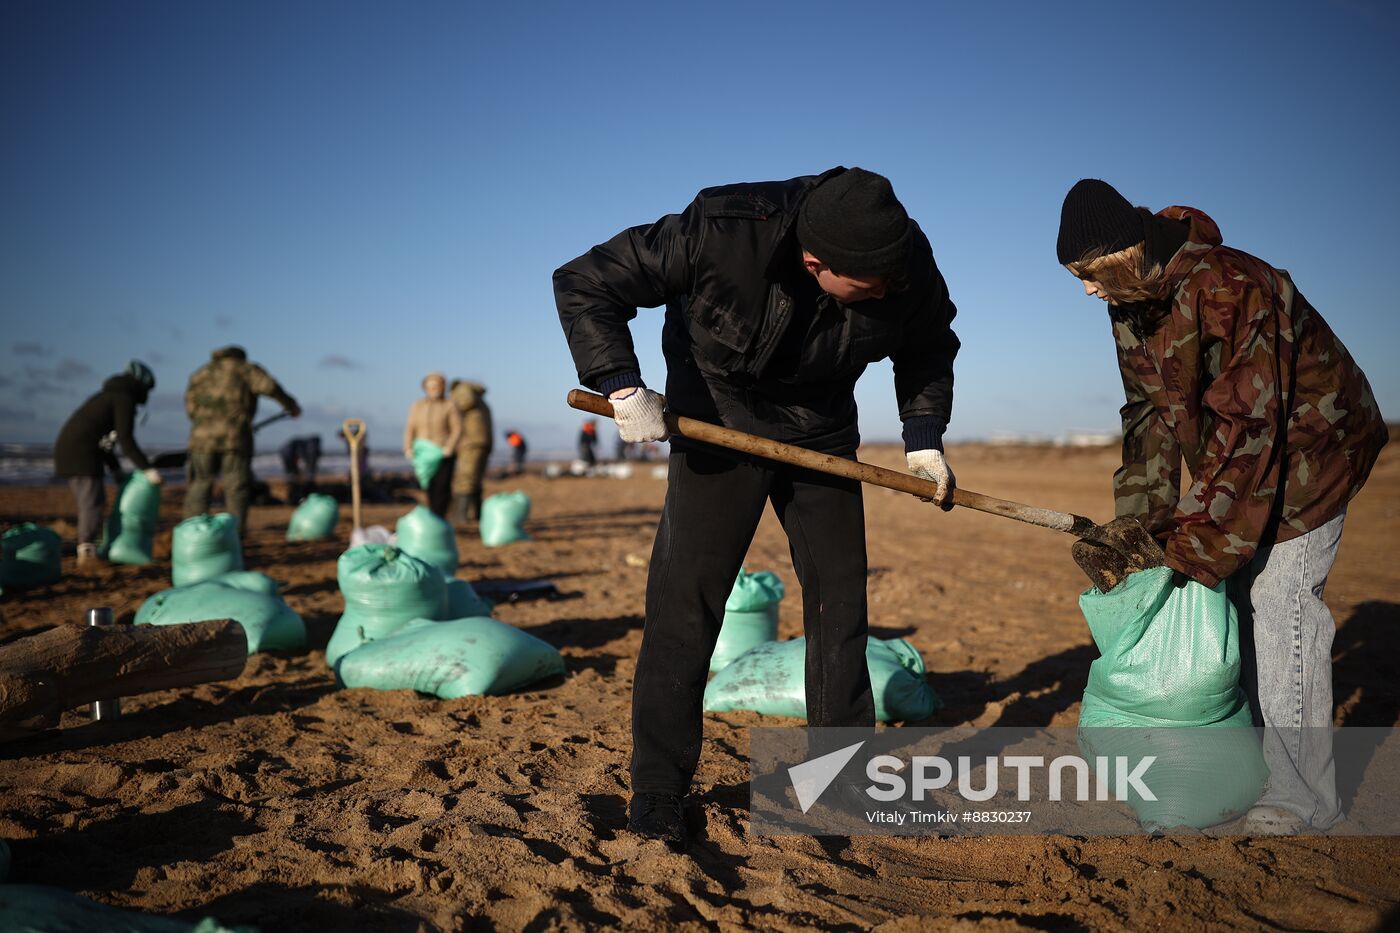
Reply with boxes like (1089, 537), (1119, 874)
(342, 419), (366, 531)
(567, 390), (1099, 539)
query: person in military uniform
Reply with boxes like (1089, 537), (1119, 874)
(449, 379), (493, 522)
(183, 345), (301, 532)
(1058, 179), (1387, 835)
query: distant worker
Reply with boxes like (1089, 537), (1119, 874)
(279, 435), (322, 504)
(450, 379), (494, 523)
(614, 434), (635, 462)
(54, 360), (162, 567)
(184, 346), (300, 533)
(578, 419), (599, 468)
(505, 429), (527, 475)
(404, 371), (462, 518)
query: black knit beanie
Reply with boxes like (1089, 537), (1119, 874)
(797, 168), (913, 278)
(1056, 179), (1145, 264)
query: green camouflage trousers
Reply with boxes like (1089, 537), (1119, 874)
(184, 448), (253, 532)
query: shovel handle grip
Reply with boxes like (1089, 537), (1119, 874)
(567, 390), (1097, 537)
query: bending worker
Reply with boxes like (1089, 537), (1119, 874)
(184, 345), (300, 533)
(1057, 179), (1387, 834)
(54, 360), (162, 567)
(554, 167), (960, 850)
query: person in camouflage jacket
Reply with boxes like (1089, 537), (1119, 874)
(183, 345), (301, 532)
(1058, 179), (1387, 833)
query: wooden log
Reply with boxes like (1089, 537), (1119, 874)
(0, 619), (248, 730)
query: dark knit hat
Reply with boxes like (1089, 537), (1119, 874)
(1057, 179), (1145, 264)
(798, 168), (913, 278)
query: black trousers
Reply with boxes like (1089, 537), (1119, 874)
(631, 445), (875, 796)
(428, 455), (456, 517)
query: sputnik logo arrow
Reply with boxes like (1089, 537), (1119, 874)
(787, 741), (866, 813)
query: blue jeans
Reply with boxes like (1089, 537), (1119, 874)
(1229, 508), (1346, 829)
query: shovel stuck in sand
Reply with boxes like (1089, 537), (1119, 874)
(567, 390), (1164, 592)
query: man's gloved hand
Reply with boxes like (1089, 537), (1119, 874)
(142, 468), (164, 486)
(609, 388), (669, 443)
(907, 448), (955, 509)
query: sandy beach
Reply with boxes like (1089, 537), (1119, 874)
(1, 442), (1397, 931)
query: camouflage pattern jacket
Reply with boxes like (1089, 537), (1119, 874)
(1114, 207), (1387, 588)
(185, 347), (299, 453)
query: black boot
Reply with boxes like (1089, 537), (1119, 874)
(453, 495), (472, 525)
(627, 793), (688, 850)
(466, 492), (482, 520)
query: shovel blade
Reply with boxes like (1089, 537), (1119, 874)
(1072, 517), (1166, 592)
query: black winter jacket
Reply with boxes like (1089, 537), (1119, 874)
(553, 169), (960, 454)
(54, 374), (152, 476)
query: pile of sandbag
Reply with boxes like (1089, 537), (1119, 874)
(710, 568), (784, 672)
(480, 491), (530, 547)
(0, 523), (62, 594)
(1076, 566), (1268, 830)
(172, 513), (242, 586)
(286, 493), (339, 541)
(325, 544), (446, 668)
(704, 636), (940, 722)
(0, 884), (252, 933)
(135, 571), (305, 654)
(101, 471), (162, 565)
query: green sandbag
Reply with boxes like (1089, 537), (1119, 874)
(326, 544), (445, 669)
(0, 884), (256, 933)
(102, 471), (162, 565)
(445, 578), (493, 618)
(0, 524), (62, 594)
(205, 570), (281, 595)
(395, 505), (458, 575)
(479, 491), (530, 547)
(135, 579), (305, 654)
(286, 493), (339, 541)
(338, 617), (565, 697)
(412, 438), (445, 489)
(710, 569), (784, 673)
(171, 513), (242, 587)
(1076, 565), (1268, 830)
(703, 637), (940, 723)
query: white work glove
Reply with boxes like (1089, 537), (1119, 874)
(907, 448), (954, 508)
(609, 388), (669, 443)
(142, 468), (164, 486)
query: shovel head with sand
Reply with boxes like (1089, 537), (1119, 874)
(567, 390), (1164, 592)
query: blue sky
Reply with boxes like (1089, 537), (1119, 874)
(3, 0), (1397, 458)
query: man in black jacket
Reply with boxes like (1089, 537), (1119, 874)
(554, 167), (959, 849)
(54, 360), (163, 566)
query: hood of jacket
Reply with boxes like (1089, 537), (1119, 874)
(451, 380), (486, 411)
(1158, 206), (1224, 284)
(102, 372), (149, 405)
(212, 345), (248, 362)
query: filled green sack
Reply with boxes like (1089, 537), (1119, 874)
(445, 578), (493, 618)
(703, 637), (940, 722)
(338, 617), (565, 697)
(135, 579), (305, 654)
(286, 493), (339, 541)
(710, 568), (784, 673)
(1076, 565), (1267, 830)
(0, 884), (255, 933)
(171, 513), (242, 587)
(479, 491), (530, 547)
(204, 570), (281, 595)
(326, 544), (445, 669)
(102, 471), (162, 565)
(395, 505), (458, 575)
(0, 523), (62, 594)
(412, 438), (445, 489)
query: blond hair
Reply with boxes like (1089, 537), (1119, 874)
(1064, 241), (1172, 305)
